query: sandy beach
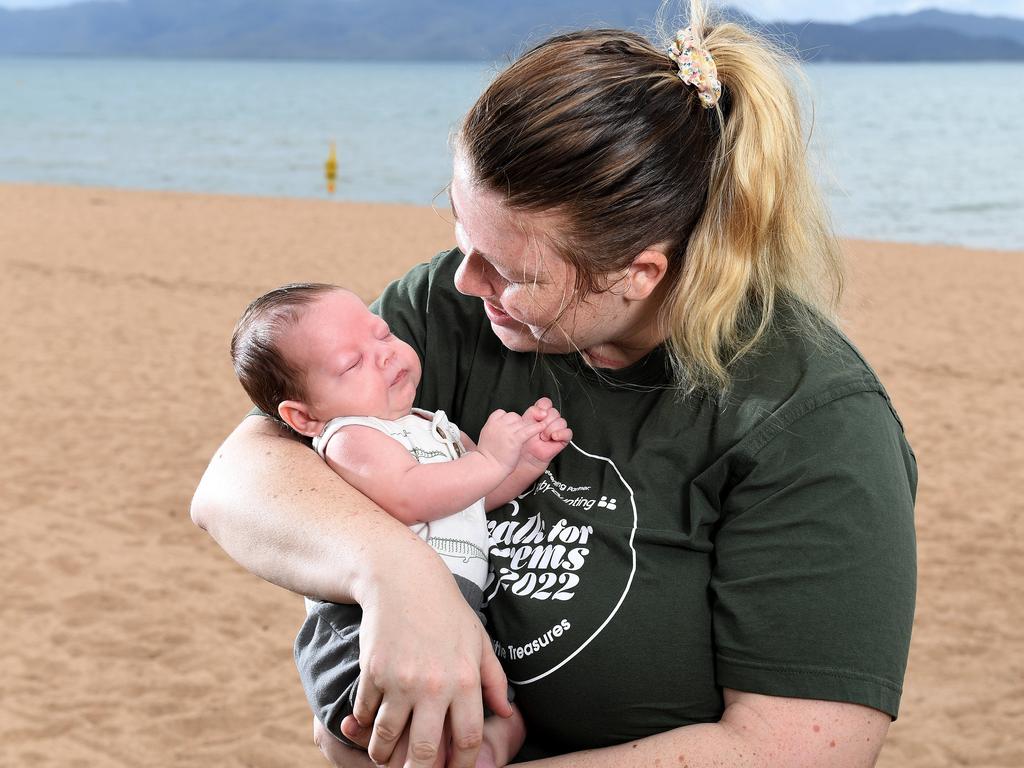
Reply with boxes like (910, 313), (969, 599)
(1, 182), (1021, 768)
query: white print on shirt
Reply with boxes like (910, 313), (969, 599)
(492, 619), (572, 661)
(485, 441), (638, 685)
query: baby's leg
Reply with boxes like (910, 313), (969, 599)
(294, 599), (364, 745)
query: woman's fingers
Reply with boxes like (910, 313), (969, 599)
(479, 628), (512, 718)
(446, 695), (485, 768)
(400, 705), (448, 768)
(367, 699), (414, 765)
(352, 679), (384, 737)
(355, 567), (496, 768)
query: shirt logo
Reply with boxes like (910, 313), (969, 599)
(485, 442), (638, 685)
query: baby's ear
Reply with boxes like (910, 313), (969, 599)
(278, 400), (322, 438)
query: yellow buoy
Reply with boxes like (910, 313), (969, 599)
(325, 141), (338, 194)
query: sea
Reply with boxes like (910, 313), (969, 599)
(1, 57), (1023, 251)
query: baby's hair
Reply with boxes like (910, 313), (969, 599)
(231, 283), (340, 421)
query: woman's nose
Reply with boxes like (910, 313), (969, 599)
(454, 251), (496, 299)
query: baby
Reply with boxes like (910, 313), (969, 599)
(230, 282), (572, 766)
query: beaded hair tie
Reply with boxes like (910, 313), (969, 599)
(667, 26), (722, 109)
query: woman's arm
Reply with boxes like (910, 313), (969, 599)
(191, 415), (512, 768)
(511, 691), (889, 768)
(191, 414), (412, 600)
(328, 690), (888, 768)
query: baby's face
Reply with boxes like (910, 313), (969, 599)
(280, 289), (422, 422)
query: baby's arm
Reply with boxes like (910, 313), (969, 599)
(322, 411), (545, 525)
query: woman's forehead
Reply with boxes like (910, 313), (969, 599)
(450, 162), (565, 277)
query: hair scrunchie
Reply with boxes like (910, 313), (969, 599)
(667, 26), (722, 109)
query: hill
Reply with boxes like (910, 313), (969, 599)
(1, 1), (1023, 61)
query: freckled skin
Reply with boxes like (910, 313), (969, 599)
(812, 724), (820, 732)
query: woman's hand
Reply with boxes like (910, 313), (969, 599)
(345, 564), (511, 768)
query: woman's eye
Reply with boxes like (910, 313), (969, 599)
(499, 270), (527, 287)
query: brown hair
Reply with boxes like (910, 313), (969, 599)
(230, 283), (339, 419)
(456, 0), (842, 393)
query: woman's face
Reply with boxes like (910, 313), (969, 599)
(450, 154), (637, 363)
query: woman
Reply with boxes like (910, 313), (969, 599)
(191, 3), (917, 767)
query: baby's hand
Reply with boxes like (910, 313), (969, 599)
(476, 705), (527, 768)
(478, 409), (546, 472)
(521, 397), (572, 467)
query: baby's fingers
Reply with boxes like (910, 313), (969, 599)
(340, 715), (370, 749)
(519, 420), (548, 441)
(315, 718), (375, 767)
(545, 425), (572, 443)
(523, 397), (553, 423)
(541, 416), (567, 436)
(540, 406), (563, 428)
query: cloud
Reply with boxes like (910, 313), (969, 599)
(735, 0), (1024, 22)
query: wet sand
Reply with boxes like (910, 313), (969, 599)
(1, 183), (1020, 767)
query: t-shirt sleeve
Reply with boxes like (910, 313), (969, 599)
(369, 260), (432, 362)
(711, 390), (918, 718)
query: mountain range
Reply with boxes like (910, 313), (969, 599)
(2, 1), (1023, 61)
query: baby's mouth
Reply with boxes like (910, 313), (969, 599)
(391, 369), (408, 387)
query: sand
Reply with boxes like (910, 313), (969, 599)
(1, 183), (1020, 767)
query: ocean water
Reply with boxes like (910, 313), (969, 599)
(1, 57), (1022, 251)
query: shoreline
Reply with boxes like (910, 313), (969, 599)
(4, 181), (1022, 255)
(2, 182), (1022, 767)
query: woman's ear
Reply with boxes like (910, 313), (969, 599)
(278, 400), (322, 438)
(625, 247), (669, 301)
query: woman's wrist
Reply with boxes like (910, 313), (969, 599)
(349, 524), (455, 608)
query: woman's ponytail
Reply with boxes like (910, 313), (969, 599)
(661, 0), (843, 393)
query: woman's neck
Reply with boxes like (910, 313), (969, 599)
(581, 291), (669, 369)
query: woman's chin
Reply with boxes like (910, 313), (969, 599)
(490, 322), (572, 355)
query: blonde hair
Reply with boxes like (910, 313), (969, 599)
(662, 1), (843, 391)
(458, 0), (842, 393)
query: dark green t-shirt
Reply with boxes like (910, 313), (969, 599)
(369, 249), (916, 759)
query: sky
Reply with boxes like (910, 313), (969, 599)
(1, 0), (1023, 23)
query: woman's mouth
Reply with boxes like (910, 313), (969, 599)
(484, 302), (518, 328)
